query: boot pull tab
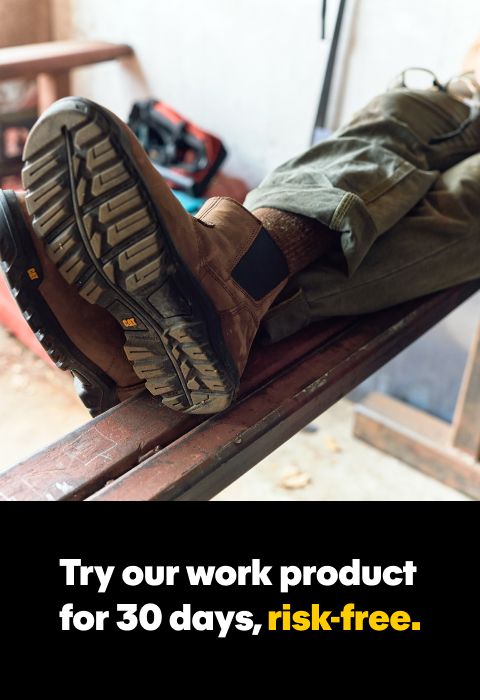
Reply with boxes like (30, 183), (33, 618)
(194, 196), (221, 227)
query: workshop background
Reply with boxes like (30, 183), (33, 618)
(0, 0), (479, 499)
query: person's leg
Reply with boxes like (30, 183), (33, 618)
(21, 98), (308, 415)
(246, 87), (480, 276)
(13, 85), (480, 416)
(260, 153), (480, 343)
(0, 190), (144, 415)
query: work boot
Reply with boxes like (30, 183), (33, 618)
(0, 189), (144, 415)
(22, 98), (296, 414)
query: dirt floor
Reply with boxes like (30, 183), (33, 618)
(0, 327), (89, 469)
(0, 326), (469, 501)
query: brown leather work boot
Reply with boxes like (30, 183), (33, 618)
(22, 97), (292, 414)
(0, 189), (144, 415)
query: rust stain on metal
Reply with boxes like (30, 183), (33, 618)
(4, 280), (480, 500)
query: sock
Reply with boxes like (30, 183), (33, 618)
(252, 207), (338, 276)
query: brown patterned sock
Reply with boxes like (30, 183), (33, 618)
(252, 207), (338, 275)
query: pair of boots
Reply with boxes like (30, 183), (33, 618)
(0, 98), (327, 416)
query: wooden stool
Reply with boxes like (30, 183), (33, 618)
(0, 40), (133, 112)
(0, 40), (134, 361)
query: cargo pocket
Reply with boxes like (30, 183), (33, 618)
(327, 153), (439, 275)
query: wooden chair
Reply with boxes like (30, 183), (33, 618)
(354, 321), (480, 500)
(0, 39), (134, 355)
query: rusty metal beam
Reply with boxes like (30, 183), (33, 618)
(89, 281), (480, 501)
(2, 280), (478, 501)
(0, 318), (351, 500)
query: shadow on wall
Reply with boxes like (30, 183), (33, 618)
(350, 290), (480, 422)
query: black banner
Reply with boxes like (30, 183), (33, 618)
(2, 503), (476, 651)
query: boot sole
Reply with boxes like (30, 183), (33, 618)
(0, 189), (118, 417)
(22, 98), (238, 414)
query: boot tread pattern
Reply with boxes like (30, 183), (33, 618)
(22, 99), (235, 414)
(0, 198), (116, 417)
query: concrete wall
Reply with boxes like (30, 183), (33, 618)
(50, 0), (480, 180)
(0, 0), (51, 47)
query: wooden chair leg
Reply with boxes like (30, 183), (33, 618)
(353, 323), (480, 499)
(36, 70), (70, 113)
(452, 325), (480, 458)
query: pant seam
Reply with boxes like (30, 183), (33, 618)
(330, 193), (357, 229)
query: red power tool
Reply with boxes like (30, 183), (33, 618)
(128, 99), (227, 196)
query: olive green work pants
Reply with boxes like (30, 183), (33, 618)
(244, 88), (480, 342)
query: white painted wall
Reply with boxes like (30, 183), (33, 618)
(53, 0), (480, 185)
(337, 0), (480, 126)
(53, 0), (333, 186)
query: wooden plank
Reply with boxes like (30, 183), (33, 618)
(37, 71), (70, 113)
(354, 393), (480, 499)
(0, 41), (133, 80)
(0, 318), (352, 501)
(89, 281), (480, 501)
(452, 324), (480, 458)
